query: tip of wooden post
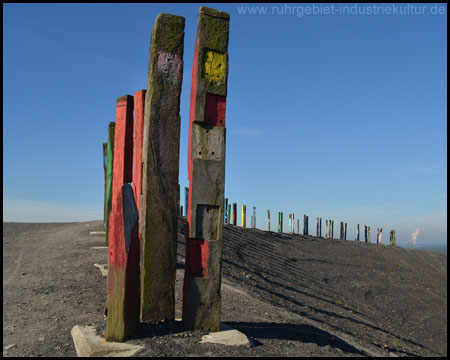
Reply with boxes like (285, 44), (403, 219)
(199, 6), (230, 20)
(116, 95), (133, 104)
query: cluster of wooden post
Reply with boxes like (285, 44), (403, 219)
(102, 7), (229, 342)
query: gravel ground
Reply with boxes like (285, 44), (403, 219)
(3, 218), (447, 357)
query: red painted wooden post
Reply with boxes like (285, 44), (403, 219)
(105, 95), (140, 342)
(183, 6), (230, 332)
(132, 89), (146, 245)
(132, 90), (146, 214)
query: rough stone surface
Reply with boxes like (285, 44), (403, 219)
(71, 325), (144, 357)
(200, 323), (254, 347)
(140, 13), (185, 324)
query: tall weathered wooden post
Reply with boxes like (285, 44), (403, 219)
(267, 210), (271, 231)
(252, 206), (256, 228)
(368, 226), (371, 243)
(183, 6), (229, 332)
(105, 95), (140, 342)
(325, 220), (328, 239)
(227, 204), (231, 225)
(316, 217), (319, 237)
(340, 221), (344, 240)
(297, 219), (300, 234)
(364, 225), (368, 243)
(320, 218), (322, 237)
(232, 202), (237, 225)
(357, 224), (360, 241)
(344, 222), (347, 240)
(105, 123), (115, 246)
(242, 205), (246, 227)
(140, 14), (185, 323)
(331, 220), (334, 239)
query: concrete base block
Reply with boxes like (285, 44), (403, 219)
(71, 325), (144, 357)
(89, 231), (106, 235)
(200, 323), (254, 347)
(94, 264), (108, 277)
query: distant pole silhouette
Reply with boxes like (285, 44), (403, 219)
(253, 207), (256, 229)
(278, 212), (283, 233)
(356, 224), (360, 241)
(267, 210), (270, 231)
(224, 198), (228, 224)
(320, 218), (322, 237)
(344, 223), (347, 240)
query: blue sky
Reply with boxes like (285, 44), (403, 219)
(3, 3), (447, 246)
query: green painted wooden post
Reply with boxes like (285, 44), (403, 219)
(103, 142), (108, 230)
(278, 212), (283, 233)
(105, 122), (115, 246)
(140, 13), (185, 323)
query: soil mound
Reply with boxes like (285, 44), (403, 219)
(3, 218), (446, 357)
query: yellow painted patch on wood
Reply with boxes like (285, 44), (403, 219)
(204, 50), (225, 83)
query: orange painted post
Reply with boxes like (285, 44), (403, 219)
(132, 89), (146, 244)
(105, 95), (140, 342)
(140, 14), (185, 323)
(183, 7), (230, 332)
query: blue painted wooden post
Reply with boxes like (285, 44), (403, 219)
(184, 187), (189, 217)
(224, 198), (228, 223)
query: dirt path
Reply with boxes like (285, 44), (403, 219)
(3, 219), (447, 357)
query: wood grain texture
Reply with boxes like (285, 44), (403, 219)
(183, 6), (229, 332)
(140, 13), (185, 323)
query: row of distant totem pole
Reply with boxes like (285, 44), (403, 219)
(176, 188), (398, 245)
(101, 7), (230, 342)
